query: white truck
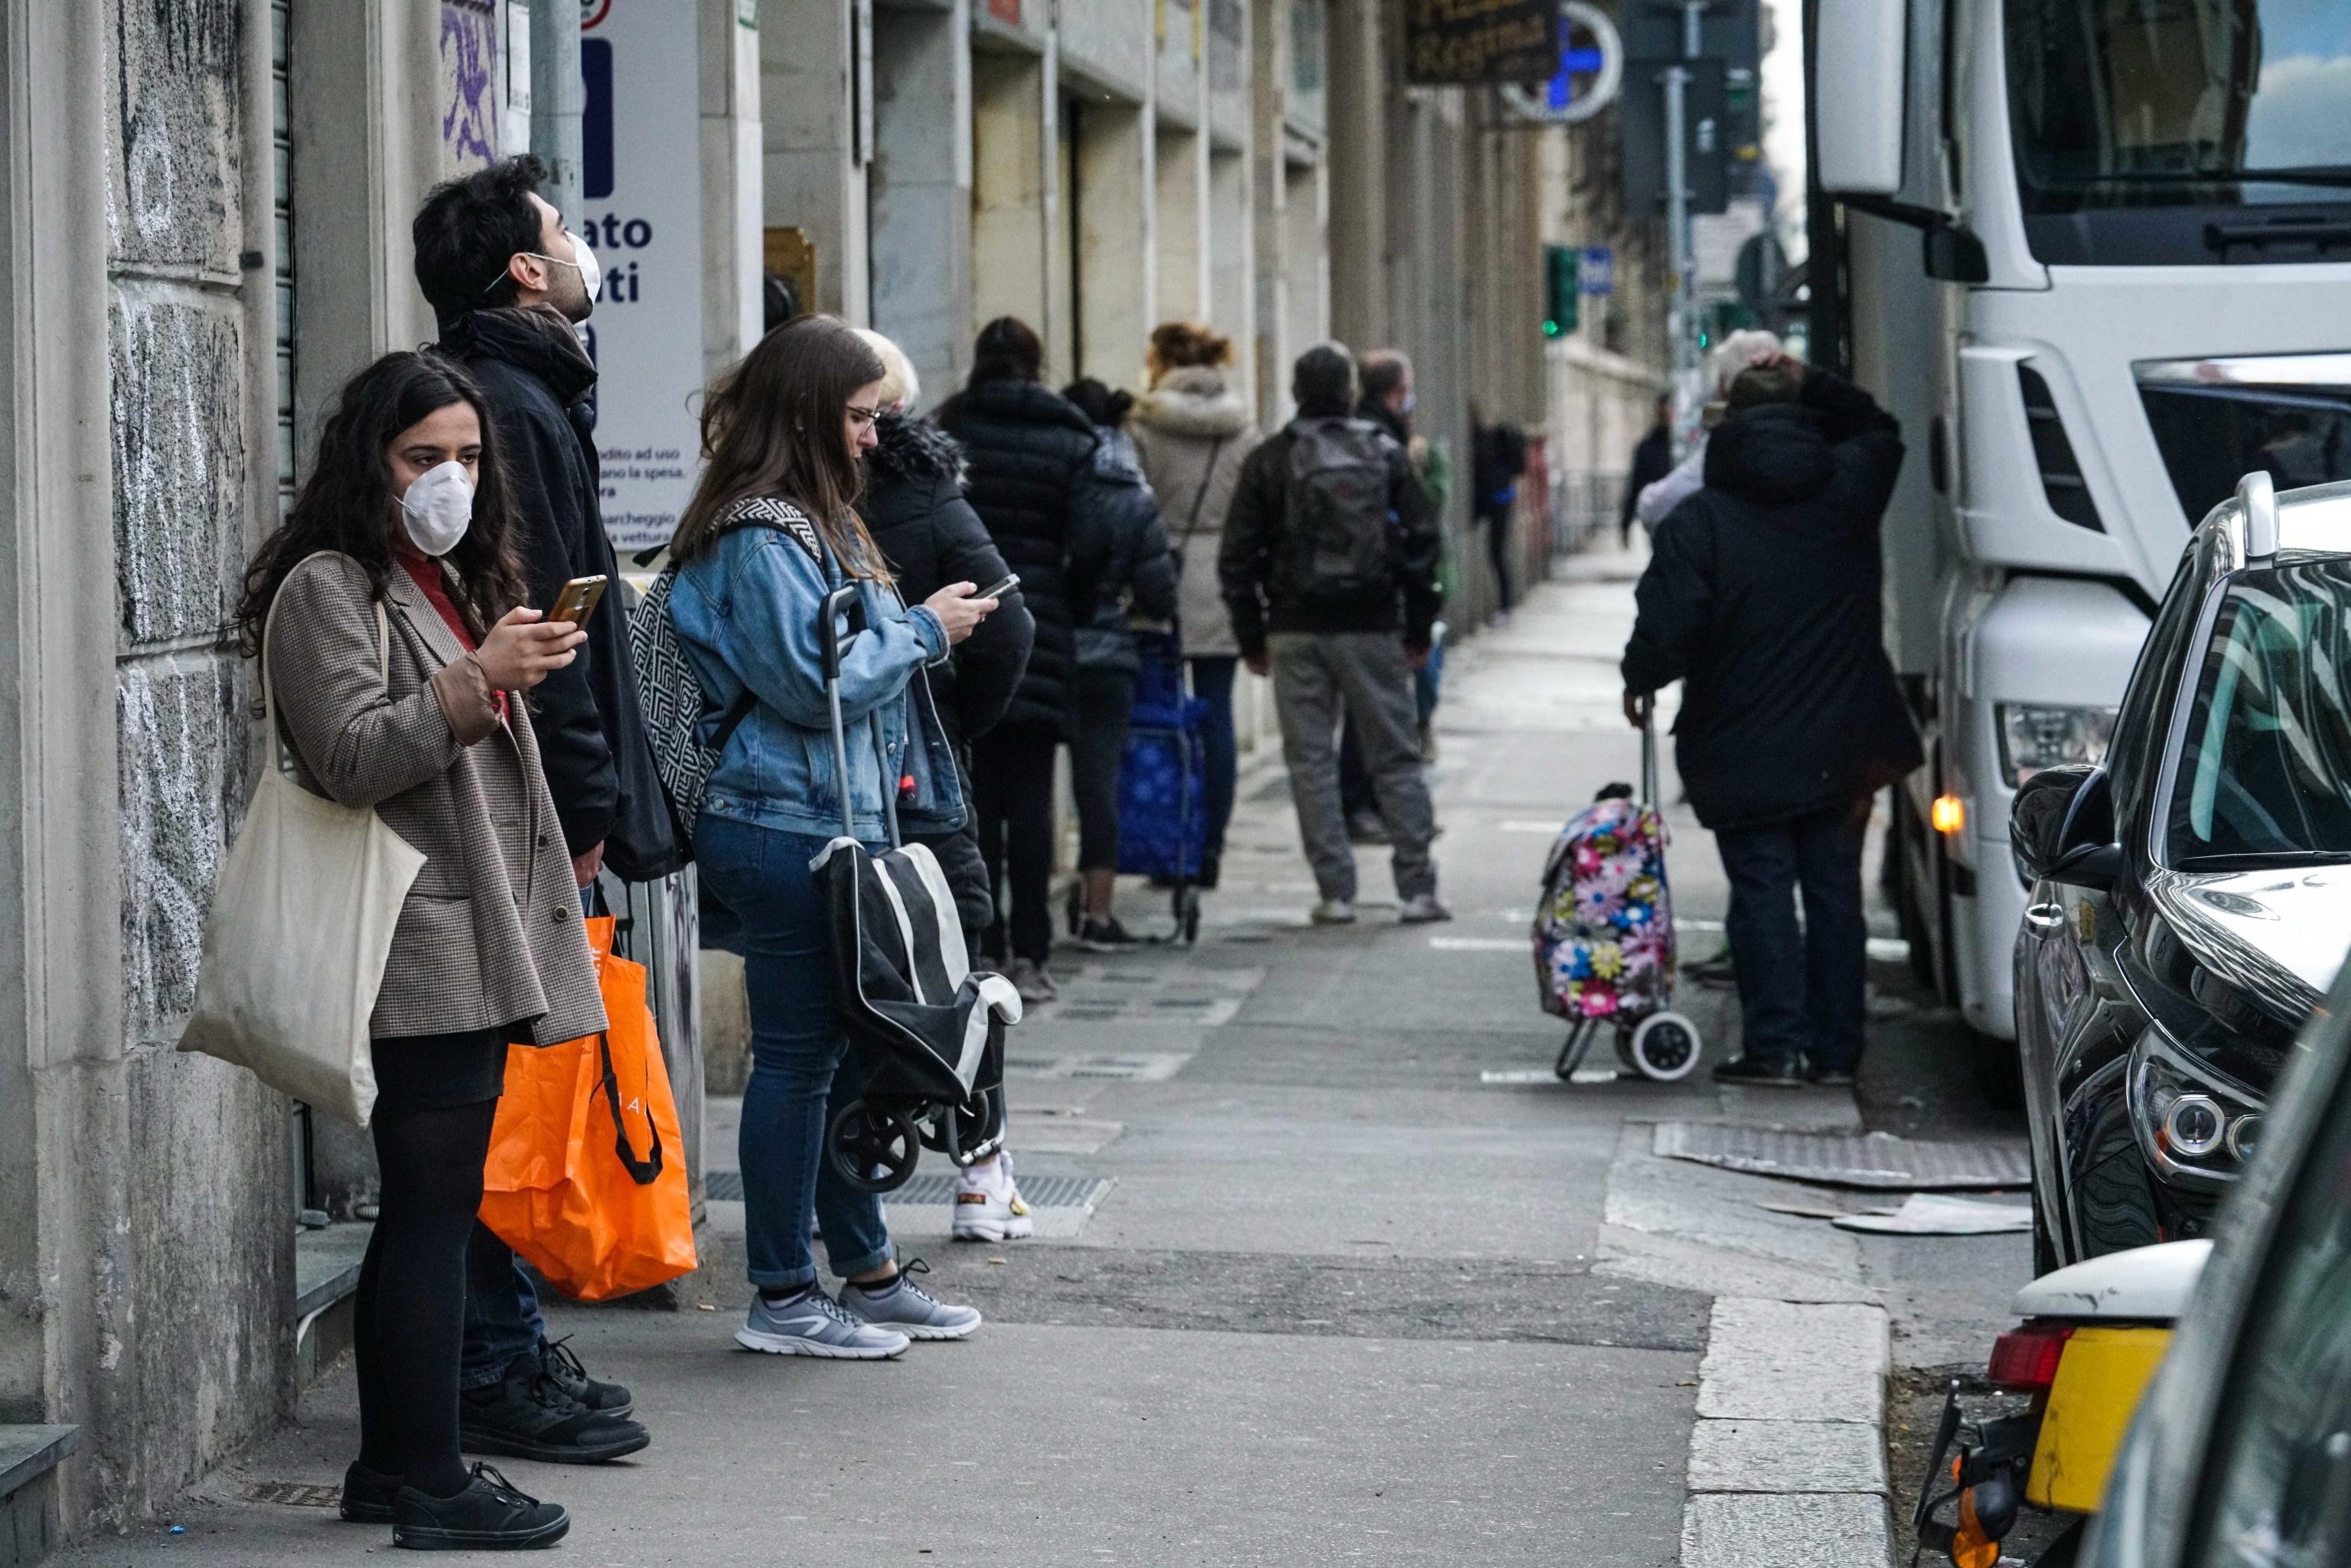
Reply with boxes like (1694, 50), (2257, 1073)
(1809, 0), (2351, 1089)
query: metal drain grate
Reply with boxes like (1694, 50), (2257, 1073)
(1652, 1123), (2032, 1190)
(246, 1481), (343, 1508)
(706, 1170), (1110, 1208)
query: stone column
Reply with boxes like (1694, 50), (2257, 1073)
(1074, 96), (1153, 387)
(761, 0), (867, 321)
(871, 0), (974, 405)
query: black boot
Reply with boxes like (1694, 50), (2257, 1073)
(392, 1463), (569, 1551)
(1712, 1054), (1806, 1087)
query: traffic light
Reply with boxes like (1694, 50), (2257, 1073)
(1544, 244), (1580, 337)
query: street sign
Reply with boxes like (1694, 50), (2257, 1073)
(1500, 2), (1622, 125)
(1402, 0), (1556, 86)
(1580, 246), (1615, 296)
(1619, 54), (1729, 217)
(1618, 0), (1757, 63)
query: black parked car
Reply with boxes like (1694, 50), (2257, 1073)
(2012, 471), (2351, 1273)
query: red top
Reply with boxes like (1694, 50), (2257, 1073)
(398, 550), (507, 724)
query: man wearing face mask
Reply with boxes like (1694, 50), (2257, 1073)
(411, 155), (668, 1465)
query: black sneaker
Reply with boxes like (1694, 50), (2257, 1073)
(1079, 916), (1141, 953)
(392, 1463), (569, 1551)
(1712, 1055), (1806, 1087)
(1807, 1066), (1857, 1089)
(536, 1335), (632, 1417)
(340, 1460), (402, 1524)
(460, 1358), (651, 1465)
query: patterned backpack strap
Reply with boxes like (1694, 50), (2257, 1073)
(722, 494), (825, 565)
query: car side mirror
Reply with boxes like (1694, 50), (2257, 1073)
(2010, 764), (2121, 891)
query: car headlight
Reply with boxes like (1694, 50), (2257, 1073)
(1997, 703), (2117, 787)
(2127, 1030), (2265, 1189)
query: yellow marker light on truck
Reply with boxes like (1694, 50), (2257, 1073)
(1932, 794), (1966, 836)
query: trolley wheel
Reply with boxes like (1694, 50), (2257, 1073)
(827, 1100), (921, 1193)
(1614, 1025), (1637, 1071)
(1629, 1012), (1703, 1082)
(1176, 885), (1202, 944)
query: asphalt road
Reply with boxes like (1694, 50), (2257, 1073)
(67, 540), (2034, 1566)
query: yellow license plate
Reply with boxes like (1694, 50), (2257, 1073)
(2027, 1326), (2173, 1512)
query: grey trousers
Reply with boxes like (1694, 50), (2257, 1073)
(1267, 631), (1439, 902)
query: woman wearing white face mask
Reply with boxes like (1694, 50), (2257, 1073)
(233, 350), (600, 1551)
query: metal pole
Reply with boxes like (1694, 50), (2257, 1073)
(531, 0), (584, 227)
(1664, 0), (1704, 457)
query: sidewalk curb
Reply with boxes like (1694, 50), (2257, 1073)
(1681, 1299), (1894, 1568)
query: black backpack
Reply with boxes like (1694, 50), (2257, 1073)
(1283, 417), (1396, 603)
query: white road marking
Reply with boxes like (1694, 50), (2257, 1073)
(1430, 937), (1524, 952)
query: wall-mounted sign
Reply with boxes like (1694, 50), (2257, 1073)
(1403, 0), (1555, 86)
(1580, 245), (1615, 295)
(580, 2), (705, 553)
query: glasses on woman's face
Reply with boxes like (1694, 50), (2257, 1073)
(844, 403), (881, 430)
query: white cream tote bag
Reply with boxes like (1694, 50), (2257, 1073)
(178, 584), (425, 1126)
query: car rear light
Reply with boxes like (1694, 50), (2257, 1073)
(1987, 1323), (2074, 1391)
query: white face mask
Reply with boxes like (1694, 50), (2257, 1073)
(571, 236), (602, 306)
(399, 461), (475, 556)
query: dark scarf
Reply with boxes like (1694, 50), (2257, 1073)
(441, 305), (598, 406)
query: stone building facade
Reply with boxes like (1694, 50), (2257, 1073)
(0, 2), (1669, 1560)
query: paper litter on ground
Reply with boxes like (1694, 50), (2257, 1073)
(1829, 1193), (2033, 1235)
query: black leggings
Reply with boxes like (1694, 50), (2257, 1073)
(354, 1096), (499, 1496)
(972, 727), (1059, 966)
(1482, 504), (1515, 612)
(1072, 668), (1136, 873)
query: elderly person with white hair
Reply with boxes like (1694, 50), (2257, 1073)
(850, 328), (1041, 1242)
(1632, 328), (1785, 534)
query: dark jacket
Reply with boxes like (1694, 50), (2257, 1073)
(1472, 422), (1527, 512)
(935, 378), (1114, 738)
(1074, 427), (1179, 674)
(863, 412), (1036, 759)
(438, 305), (679, 879)
(1218, 414), (1443, 657)
(1622, 422), (1674, 531)
(1620, 370), (1922, 829)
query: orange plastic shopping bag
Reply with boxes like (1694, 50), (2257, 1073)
(481, 916), (697, 1301)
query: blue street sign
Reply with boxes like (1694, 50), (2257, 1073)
(1580, 246), (1615, 296)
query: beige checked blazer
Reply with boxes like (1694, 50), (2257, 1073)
(264, 551), (605, 1046)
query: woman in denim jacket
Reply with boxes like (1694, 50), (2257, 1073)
(667, 315), (996, 1358)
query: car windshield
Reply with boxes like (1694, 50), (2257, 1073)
(2167, 557), (2351, 867)
(2006, 0), (2351, 213)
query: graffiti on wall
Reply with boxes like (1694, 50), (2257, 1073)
(442, 0), (500, 171)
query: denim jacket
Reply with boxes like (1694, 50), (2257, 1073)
(669, 517), (967, 843)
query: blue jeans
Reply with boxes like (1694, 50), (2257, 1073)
(460, 1224), (543, 1388)
(1714, 799), (1871, 1071)
(696, 814), (895, 1291)
(1189, 656), (1239, 873)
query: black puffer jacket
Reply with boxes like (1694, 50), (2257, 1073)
(936, 379), (1112, 738)
(1074, 428), (1179, 673)
(1620, 369), (1922, 829)
(439, 305), (679, 880)
(864, 411), (1035, 934)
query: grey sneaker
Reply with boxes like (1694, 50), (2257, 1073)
(736, 1288), (910, 1359)
(1008, 957), (1058, 1004)
(1310, 898), (1358, 925)
(839, 1260), (983, 1341)
(1397, 892), (1453, 924)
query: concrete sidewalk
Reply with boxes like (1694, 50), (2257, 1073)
(62, 543), (2019, 1565)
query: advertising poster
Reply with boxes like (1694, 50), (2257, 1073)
(581, 1), (704, 553)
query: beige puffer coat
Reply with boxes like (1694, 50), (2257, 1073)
(1128, 365), (1257, 657)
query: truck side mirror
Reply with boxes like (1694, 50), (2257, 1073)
(2010, 764), (2121, 892)
(1814, 0), (1908, 196)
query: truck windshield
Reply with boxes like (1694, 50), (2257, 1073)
(2006, 1), (2351, 262)
(2168, 558), (2351, 868)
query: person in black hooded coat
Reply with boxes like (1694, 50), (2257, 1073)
(862, 406), (1035, 940)
(934, 318), (1115, 997)
(1621, 360), (1921, 1089)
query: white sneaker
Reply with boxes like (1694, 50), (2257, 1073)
(952, 1154), (1035, 1242)
(1008, 957), (1058, 1004)
(1310, 898), (1358, 925)
(1397, 892), (1453, 924)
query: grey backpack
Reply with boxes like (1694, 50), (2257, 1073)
(1283, 417), (1396, 603)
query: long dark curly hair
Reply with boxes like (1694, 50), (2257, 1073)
(234, 350), (527, 657)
